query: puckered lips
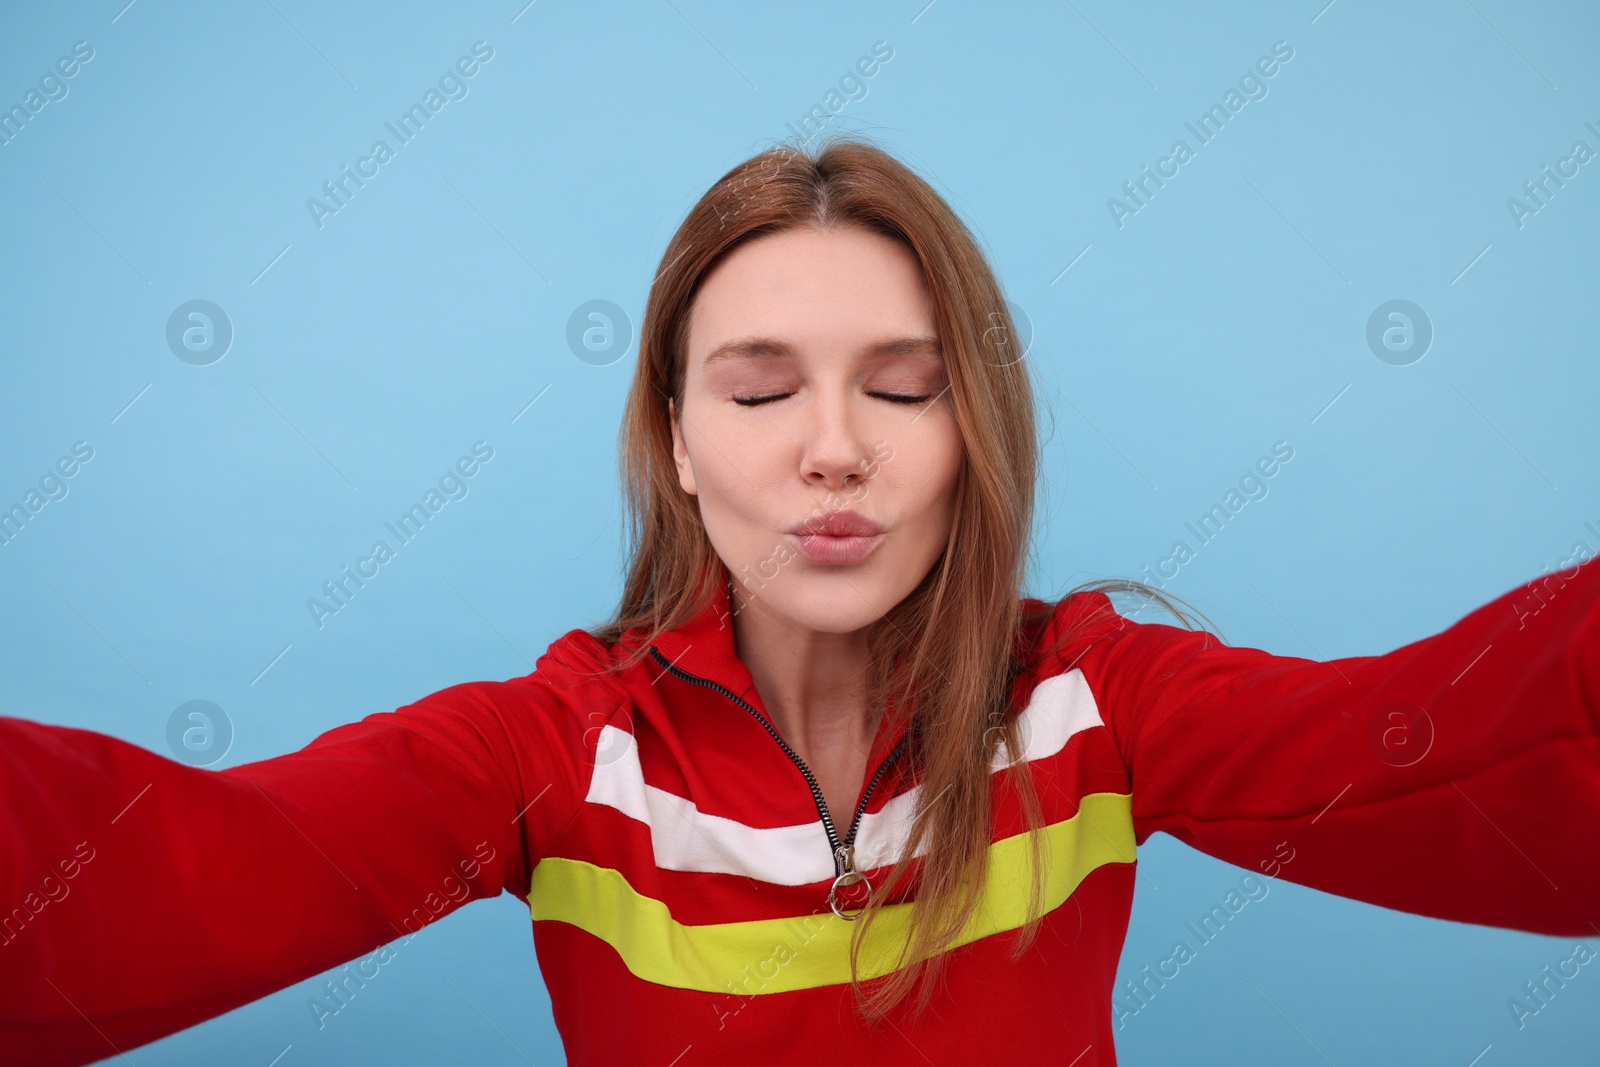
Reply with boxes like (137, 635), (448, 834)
(785, 509), (885, 565)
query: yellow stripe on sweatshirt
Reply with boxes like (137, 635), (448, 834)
(525, 790), (1136, 994)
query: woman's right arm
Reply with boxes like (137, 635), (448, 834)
(0, 630), (610, 1067)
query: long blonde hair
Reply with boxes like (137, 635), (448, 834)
(588, 133), (1215, 1022)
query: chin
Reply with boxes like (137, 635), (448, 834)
(738, 566), (907, 634)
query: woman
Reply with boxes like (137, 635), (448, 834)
(3, 136), (1597, 1066)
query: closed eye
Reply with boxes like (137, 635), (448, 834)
(731, 391), (931, 407)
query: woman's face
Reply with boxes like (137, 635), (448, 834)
(670, 224), (964, 634)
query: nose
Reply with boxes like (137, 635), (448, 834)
(799, 384), (873, 492)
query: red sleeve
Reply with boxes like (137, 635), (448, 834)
(1050, 560), (1600, 936)
(0, 630), (607, 1067)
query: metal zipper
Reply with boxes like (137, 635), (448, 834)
(648, 645), (910, 919)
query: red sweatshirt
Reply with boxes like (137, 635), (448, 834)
(3, 561), (1598, 1065)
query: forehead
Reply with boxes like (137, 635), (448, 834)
(686, 225), (936, 368)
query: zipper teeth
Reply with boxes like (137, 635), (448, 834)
(648, 646), (908, 854)
(850, 730), (909, 845)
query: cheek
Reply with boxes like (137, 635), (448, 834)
(689, 420), (782, 505)
(685, 433), (785, 557)
(883, 418), (961, 501)
(890, 431), (963, 555)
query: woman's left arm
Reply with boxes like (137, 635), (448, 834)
(1053, 558), (1600, 936)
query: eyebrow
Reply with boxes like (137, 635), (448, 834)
(701, 335), (943, 368)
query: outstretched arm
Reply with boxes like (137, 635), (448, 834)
(1049, 559), (1600, 936)
(0, 633), (605, 1067)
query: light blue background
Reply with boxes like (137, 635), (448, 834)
(2, 0), (1597, 1063)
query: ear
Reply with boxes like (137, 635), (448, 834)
(668, 397), (697, 496)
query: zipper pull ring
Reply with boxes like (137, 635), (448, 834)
(829, 843), (872, 920)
